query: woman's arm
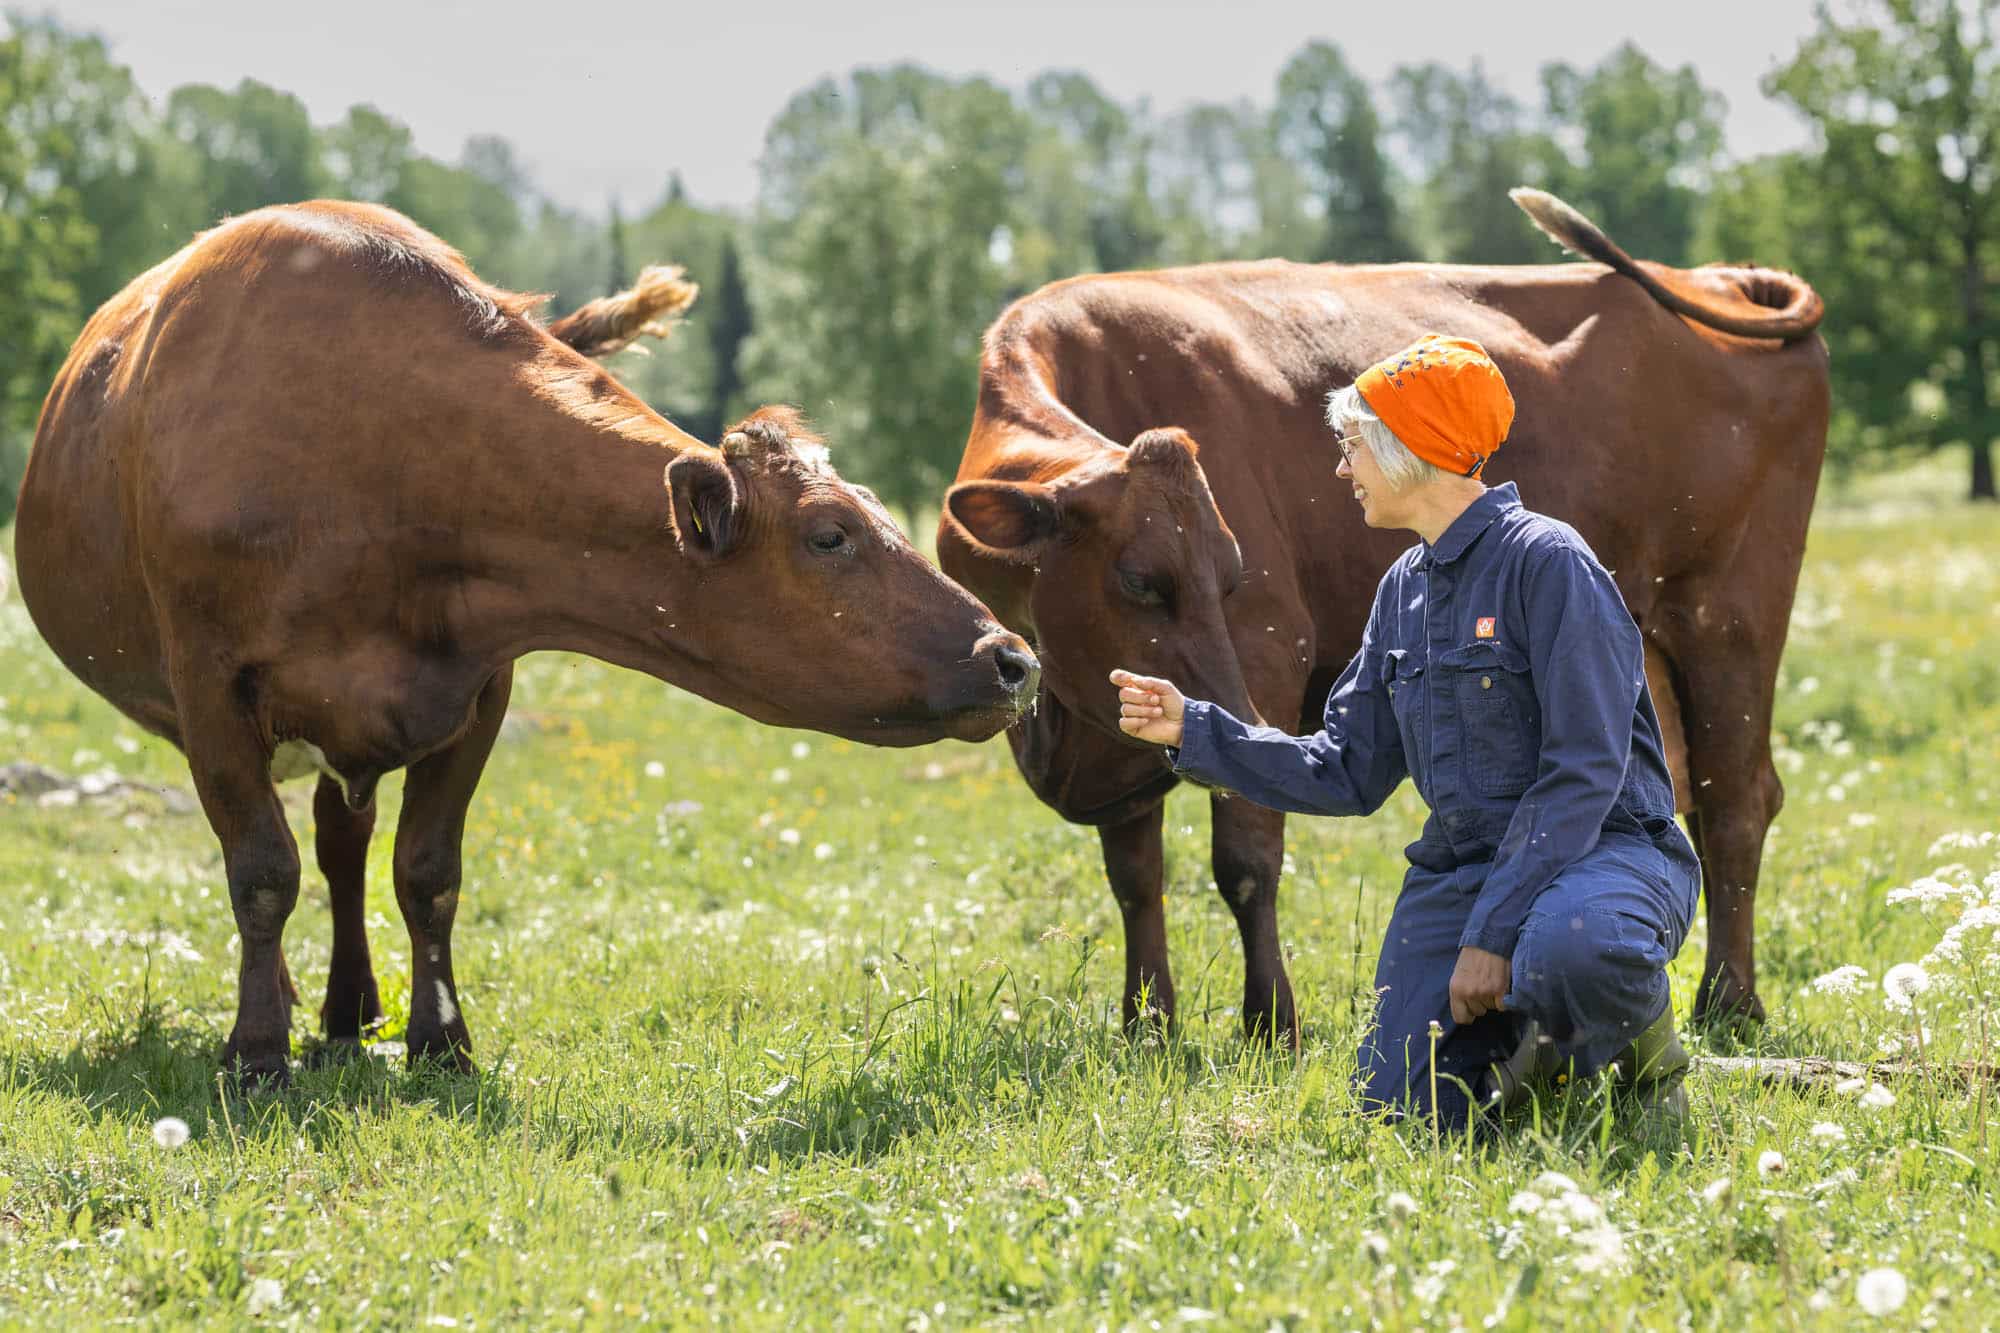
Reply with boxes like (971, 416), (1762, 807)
(1113, 612), (1407, 818)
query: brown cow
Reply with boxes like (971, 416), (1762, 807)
(17, 201), (1039, 1087)
(938, 190), (1827, 1044)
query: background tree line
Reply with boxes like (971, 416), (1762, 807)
(3, 1), (1994, 524)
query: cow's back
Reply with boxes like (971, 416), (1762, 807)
(996, 261), (1828, 667)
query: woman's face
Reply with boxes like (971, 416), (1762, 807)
(1335, 428), (1402, 529)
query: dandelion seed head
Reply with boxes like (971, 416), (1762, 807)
(1882, 962), (1932, 1011)
(1385, 1191), (1419, 1221)
(1860, 1083), (1897, 1110)
(1757, 1149), (1786, 1176)
(1809, 1121), (1847, 1145)
(247, 1278), (284, 1315)
(1855, 1267), (1907, 1316)
(151, 1116), (190, 1149)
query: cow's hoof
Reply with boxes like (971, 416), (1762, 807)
(405, 1027), (475, 1075)
(1692, 978), (1767, 1030)
(302, 1036), (370, 1069)
(221, 1043), (292, 1094)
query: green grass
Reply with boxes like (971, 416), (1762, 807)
(2, 470), (1998, 1329)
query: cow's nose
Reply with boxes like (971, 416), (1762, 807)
(975, 630), (1041, 701)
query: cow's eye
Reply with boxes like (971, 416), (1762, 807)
(1117, 568), (1165, 607)
(809, 528), (849, 555)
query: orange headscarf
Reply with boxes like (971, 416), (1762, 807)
(1353, 334), (1514, 477)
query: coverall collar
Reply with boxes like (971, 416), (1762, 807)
(1417, 482), (1521, 570)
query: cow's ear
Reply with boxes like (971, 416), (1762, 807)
(943, 480), (1061, 561)
(665, 451), (744, 558)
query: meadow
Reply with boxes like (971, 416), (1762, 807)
(1, 459), (1997, 1329)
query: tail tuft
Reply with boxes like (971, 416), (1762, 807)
(545, 264), (700, 358)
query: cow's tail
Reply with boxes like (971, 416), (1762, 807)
(545, 264), (700, 358)
(1510, 188), (1823, 342)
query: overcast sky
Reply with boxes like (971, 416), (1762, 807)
(46, 0), (1828, 215)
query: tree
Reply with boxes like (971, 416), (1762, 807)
(1535, 44), (1725, 266)
(1391, 62), (1553, 264)
(1, 18), (137, 522)
(706, 234), (752, 431)
(1768, 0), (1999, 500)
(1272, 41), (1408, 262)
(164, 80), (326, 219)
(607, 201), (629, 292)
(323, 104), (413, 202)
(1021, 71), (1163, 274)
(744, 68), (1028, 510)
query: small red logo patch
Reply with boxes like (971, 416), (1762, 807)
(1476, 617), (1496, 639)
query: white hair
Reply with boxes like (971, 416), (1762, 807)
(1323, 383), (1447, 493)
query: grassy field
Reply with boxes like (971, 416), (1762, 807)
(2, 460), (1997, 1329)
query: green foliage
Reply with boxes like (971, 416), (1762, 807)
(162, 80), (326, 219)
(1533, 43), (1725, 266)
(2, 472), (1998, 1326)
(1273, 41), (1409, 262)
(0, 11), (1986, 520)
(1765, 0), (2000, 500)
(1392, 62), (1554, 264)
(742, 67), (1029, 510)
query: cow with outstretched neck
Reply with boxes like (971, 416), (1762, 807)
(17, 201), (1038, 1087)
(939, 190), (1827, 1045)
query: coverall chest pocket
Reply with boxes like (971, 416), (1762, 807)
(1382, 648), (1426, 780)
(1439, 641), (1539, 798)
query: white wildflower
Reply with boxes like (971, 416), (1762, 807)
(813, 842), (835, 862)
(1531, 1171), (1580, 1196)
(1550, 1191), (1605, 1226)
(1809, 1121), (1847, 1145)
(642, 760), (666, 779)
(1882, 962), (1932, 1012)
(1887, 875), (1970, 907)
(1855, 1267), (1908, 1317)
(1385, 1191), (1419, 1222)
(778, 828), (801, 846)
(791, 741), (811, 759)
(1757, 1150), (1786, 1177)
(247, 1278), (284, 1315)
(1927, 830), (1996, 857)
(151, 1116), (190, 1149)
(1701, 1177), (1732, 1206)
(1569, 1224), (1628, 1274)
(1359, 1230), (1390, 1262)
(1506, 1190), (1545, 1216)
(769, 767), (791, 784)
(1835, 1076), (1869, 1096)
(1810, 1168), (1862, 1195)
(1810, 965), (1872, 996)
(1860, 1083), (1897, 1110)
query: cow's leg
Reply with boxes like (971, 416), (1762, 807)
(1666, 633), (1782, 1026)
(392, 667), (511, 1071)
(1101, 804), (1176, 1033)
(1211, 795), (1298, 1049)
(312, 774), (381, 1060)
(177, 695), (302, 1089)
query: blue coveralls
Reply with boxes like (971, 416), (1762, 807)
(1170, 483), (1700, 1129)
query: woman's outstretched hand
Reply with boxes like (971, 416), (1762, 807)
(1111, 668), (1186, 747)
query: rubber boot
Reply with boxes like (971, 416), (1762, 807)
(1481, 1021), (1561, 1116)
(1611, 1005), (1691, 1131)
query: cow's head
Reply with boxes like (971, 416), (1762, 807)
(659, 408), (1038, 745)
(939, 428), (1257, 739)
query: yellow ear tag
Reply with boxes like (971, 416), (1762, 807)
(692, 512), (705, 537)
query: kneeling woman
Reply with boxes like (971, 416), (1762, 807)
(1112, 334), (1699, 1131)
